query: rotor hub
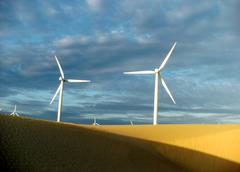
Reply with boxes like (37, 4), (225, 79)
(59, 77), (65, 82)
(154, 68), (159, 73)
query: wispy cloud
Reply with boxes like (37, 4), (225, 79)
(86, 0), (102, 12)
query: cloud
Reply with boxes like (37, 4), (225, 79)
(54, 35), (91, 47)
(86, 0), (102, 12)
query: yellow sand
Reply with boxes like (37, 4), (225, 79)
(1, 115), (240, 172)
(0, 115), (186, 172)
(80, 124), (240, 172)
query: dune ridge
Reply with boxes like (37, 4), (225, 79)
(0, 115), (186, 172)
(88, 124), (240, 162)
(1, 115), (240, 171)
(84, 124), (240, 172)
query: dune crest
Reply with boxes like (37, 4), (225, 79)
(85, 124), (240, 172)
(0, 115), (186, 172)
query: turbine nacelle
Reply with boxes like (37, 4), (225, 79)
(154, 68), (160, 73)
(59, 77), (65, 81)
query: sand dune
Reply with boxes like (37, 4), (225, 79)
(1, 115), (240, 172)
(0, 115), (186, 172)
(84, 124), (240, 172)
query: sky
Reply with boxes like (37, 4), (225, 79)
(0, 0), (240, 124)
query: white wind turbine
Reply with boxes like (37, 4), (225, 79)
(10, 105), (19, 117)
(124, 42), (177, 125)
(92, 116), (100, 125)
(50, 56), (91, 122)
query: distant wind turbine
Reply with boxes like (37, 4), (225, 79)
(10, 105), (19, 117)
(124, 42), (177, 125)
(50, 56), (91, 122)
(92, 117), (100, 125)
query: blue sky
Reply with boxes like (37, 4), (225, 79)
(0, 0), (240, 124)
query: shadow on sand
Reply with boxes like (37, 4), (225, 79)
(149, 141), (240, 172)
(0, 115), (240, 172)
(99, 128), (240, 172)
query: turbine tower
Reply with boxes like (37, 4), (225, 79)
(10, 105), (19, 117)
(124, 42), (177, 125)
(50, 56), (91, 122)
(92, 116), (100, 125)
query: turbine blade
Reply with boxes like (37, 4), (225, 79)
(160, 77), (176, 104)
(50, 84), (62, 104)
(66, 79), (91, 83)
(123, 70), (155, 75)
(54, 55), (65, 79)
(159, 42), (177, 70)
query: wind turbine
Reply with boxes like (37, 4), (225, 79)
(50, 55), (91, 122)
(124, 42), (177, 125)
(10, 105), (19, 117)
(92, 116), (100, 125)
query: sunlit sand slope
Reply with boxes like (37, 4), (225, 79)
(85, 124), (240, 172)
(0, 115), (186, 172)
